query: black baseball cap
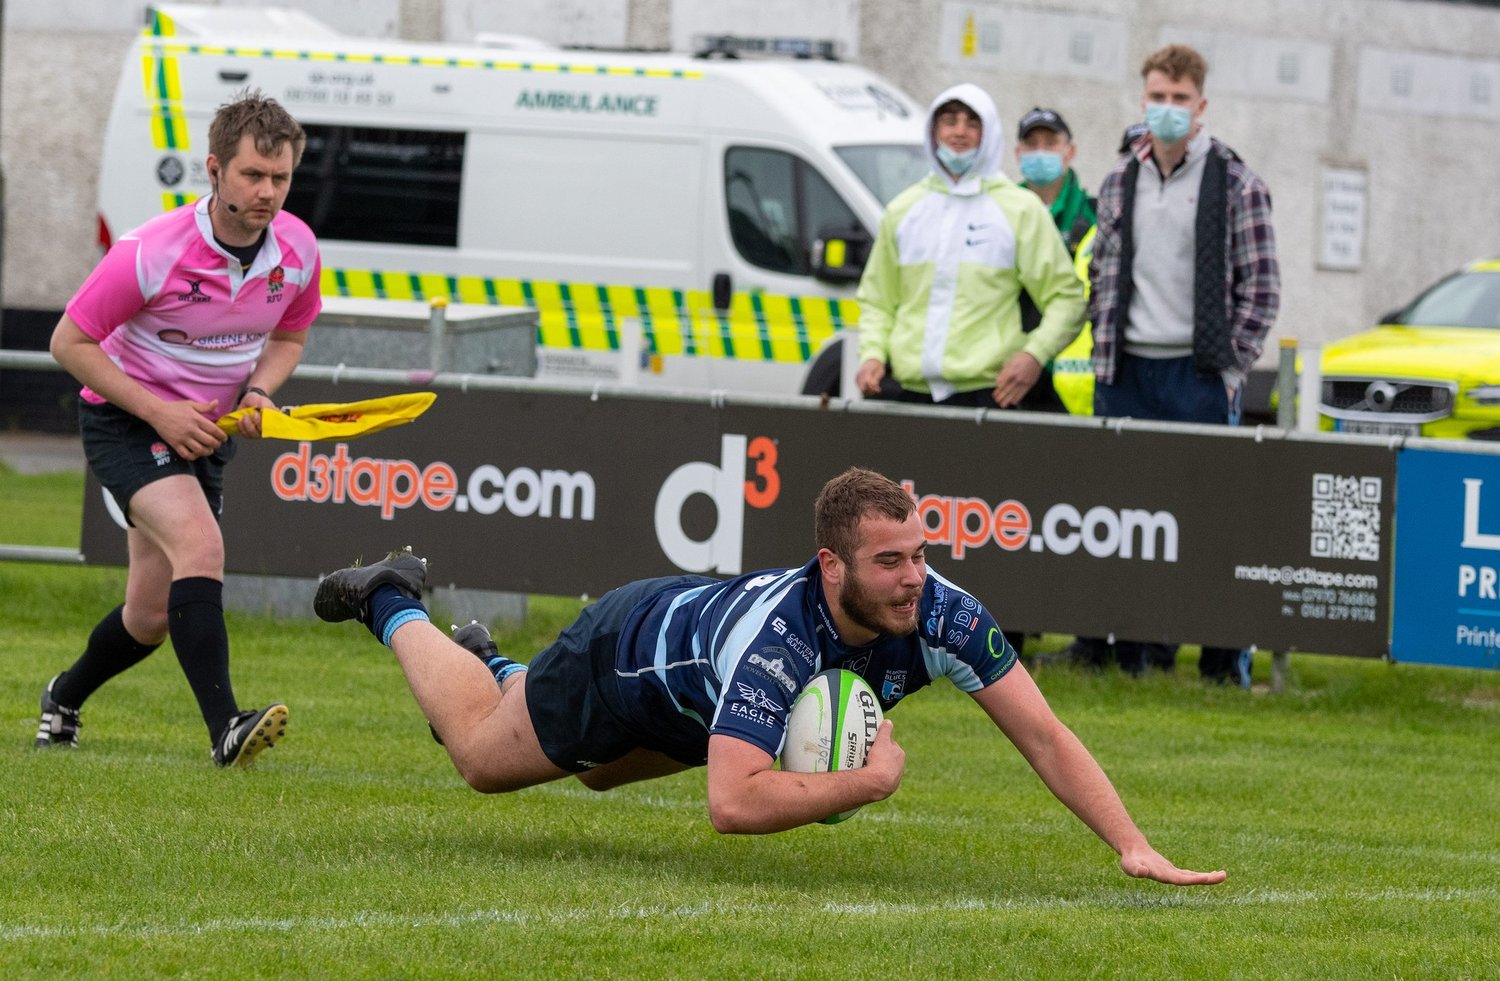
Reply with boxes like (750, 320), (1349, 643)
(1118, 122), (1149, 153)
(1017, 107), (1070, 139)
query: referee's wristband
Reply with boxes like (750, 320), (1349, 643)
(243, 386), (272, 401)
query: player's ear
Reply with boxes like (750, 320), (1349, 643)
(816, 547), (845, 585)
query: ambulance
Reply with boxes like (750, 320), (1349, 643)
(98, 4), (929, 393)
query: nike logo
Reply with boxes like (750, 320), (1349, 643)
(967, 223), (989, 231)
(965, 238), (989, 246)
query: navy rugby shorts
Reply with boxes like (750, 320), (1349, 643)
(525, 574), (715, 772)
(79, 398), (236, 526)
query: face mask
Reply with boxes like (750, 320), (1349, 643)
(1145, 103), (1193, 143)
(936, 143), (979, 177)
(1019, 151), (1065, 186)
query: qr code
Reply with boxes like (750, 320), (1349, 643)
(1310, 473), (1381, 561)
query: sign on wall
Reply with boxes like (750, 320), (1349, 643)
(1392, 448), (1500, 669)
(81, 382), (1397, 657)
(1319, 168), (1367, 271)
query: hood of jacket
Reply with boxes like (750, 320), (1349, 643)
(924, 82), (1004, 196)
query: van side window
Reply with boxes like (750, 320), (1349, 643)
(287, 126), (465, 248)
(724, 147), (859, 276)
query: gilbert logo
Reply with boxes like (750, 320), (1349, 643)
(654, 434), (779, 574)
(178, 278), (210, 302)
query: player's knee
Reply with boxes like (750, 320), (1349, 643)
(124, 606), (169, 645)
(452, 752), (530, 794)
(180, 539), (226, 576)
(456, 760), (513, 794)
(574, 769), (619, 792)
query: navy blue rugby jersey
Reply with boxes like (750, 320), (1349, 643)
(612, 557), (1018, 764)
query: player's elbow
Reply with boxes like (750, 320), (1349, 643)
(707, 794), (759, 834)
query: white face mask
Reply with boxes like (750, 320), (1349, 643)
(936, 143), (979, 176)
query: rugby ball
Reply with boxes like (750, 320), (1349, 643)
(780, 668), (884, 823)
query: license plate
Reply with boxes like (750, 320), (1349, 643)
(1336, 419), (1421, 437)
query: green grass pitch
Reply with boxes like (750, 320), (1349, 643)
(3, 463), (1498, 977)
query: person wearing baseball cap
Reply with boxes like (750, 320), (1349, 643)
(1015, 107), (1096, 256)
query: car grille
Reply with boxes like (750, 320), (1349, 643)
(1320, 378), (1455, 421)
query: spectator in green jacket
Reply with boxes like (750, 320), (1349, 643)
(855, 83), (1085, 412)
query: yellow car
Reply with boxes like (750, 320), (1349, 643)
(1320, 258), (1500, 439)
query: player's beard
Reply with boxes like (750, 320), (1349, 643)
(839, 566), (920, 638)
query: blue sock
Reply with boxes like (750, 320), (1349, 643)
(366, 584), (430, 647)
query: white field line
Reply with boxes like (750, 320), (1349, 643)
(3, 887), (1498, 943)
(533, 784), (1500, 868)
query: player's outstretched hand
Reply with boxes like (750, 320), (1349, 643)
(1119, 844), (1227, 886)
(863, 719), (905, 800)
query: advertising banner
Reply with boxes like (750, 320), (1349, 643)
(82, 380), (1395, 656)
(1392, 448), (1500, 669)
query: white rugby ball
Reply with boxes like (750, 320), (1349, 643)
(780, 668), (884, 823)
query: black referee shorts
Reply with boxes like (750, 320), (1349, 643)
(79, 398), (236, 526)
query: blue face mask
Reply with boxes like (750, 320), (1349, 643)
(1145, 103), (1193, 143)
(1019, 150), (1065, 186)
(936, 143), (979, 177)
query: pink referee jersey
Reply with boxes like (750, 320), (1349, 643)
(67, 198), (322, 419)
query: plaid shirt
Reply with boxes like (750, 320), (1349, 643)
(1086, 135), (1280, 385)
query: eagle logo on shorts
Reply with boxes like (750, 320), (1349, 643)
(735, 682), (783, 713)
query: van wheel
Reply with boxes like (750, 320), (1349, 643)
(800, 337), (844, 398)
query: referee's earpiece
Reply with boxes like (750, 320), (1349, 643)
(211, 166), (238, 213)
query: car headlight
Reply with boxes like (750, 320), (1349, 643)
(1464, 385), (1500, 405)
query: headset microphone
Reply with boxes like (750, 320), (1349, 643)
(212, 167), (238, 212)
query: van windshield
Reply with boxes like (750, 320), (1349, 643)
(835, 144), (928, 206)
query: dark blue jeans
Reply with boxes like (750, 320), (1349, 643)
(1092, 353), (1243, 681)
(1093, 353), (1240, 425)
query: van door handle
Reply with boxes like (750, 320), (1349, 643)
(711, 272), (732, 311)
(219, 71), (249, 83)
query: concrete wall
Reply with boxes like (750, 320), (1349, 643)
(4, 0), (1499, 359)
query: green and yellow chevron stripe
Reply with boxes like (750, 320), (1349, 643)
(322, 267), (855, 364)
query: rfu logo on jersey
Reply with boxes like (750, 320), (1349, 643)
(177, 278), (211, 303)
(749, 651), (796, 694)
(266, 266), (285, 302)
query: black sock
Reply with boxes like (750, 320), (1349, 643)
(167, 577), (238, 736)
(51, 605), (161, 708)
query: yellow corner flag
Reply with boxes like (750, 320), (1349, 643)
(217, 392), (437, 441)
